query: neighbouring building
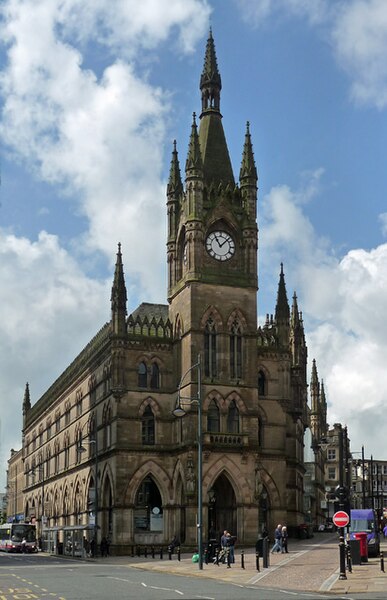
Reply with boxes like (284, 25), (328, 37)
(17, 31), (314, 553)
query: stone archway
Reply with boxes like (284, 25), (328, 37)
(208, 472), (237, 540)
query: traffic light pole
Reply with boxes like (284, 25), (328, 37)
(338, 424), (347, 580)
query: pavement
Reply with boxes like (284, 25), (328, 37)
(91, 533), (387, 596)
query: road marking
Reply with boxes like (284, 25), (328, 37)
(247, 550), (309, 584)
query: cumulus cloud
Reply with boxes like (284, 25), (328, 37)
(0, 229), (110, 478)
(0, 0), (210, 300)
(236, 0), (387, 109)
(261, 172), (387, 459)
(0, 0), (211, 484)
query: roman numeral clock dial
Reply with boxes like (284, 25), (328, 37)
(206, 231), (235, 261)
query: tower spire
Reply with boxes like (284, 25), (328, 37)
(200, 27), (221, 115)
(111, 243), (127, 336)
(197, 30), (234, 187)
(167, 140), (183, 198)
(185, 113), (203, 178)
(275, 264), (290, 347)
(23, 382), (31, 415)
(275, 263), (290, 322)
(240, 121), (257, 182)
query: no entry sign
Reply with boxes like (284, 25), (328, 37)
(333, 510), (350, 528)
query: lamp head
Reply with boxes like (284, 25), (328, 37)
(172, 405), (186, 418)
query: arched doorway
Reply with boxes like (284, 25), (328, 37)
(134, 475), (163, 534)
(207, 473), (237, 539)
(101, 477), (113, 538)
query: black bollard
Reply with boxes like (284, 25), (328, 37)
(241, 549), (245, 569)
(177, 546), (181, 561)
(131, 545), (134, 557)
(151, 545), (155, 559)
(256, 551), (260, 571)
(346, 545), (352, 573)
(136, 546), (141, 557)
(263, 538), (269, 569)
(168, 547), (172, 560)
(144, 546), (148, 558)
(381, 551), (385, 573)
(160, 547), (163, 560)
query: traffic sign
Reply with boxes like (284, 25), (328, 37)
(333, 510), (350, 528)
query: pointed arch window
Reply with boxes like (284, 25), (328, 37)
(227, 400), (240, 434)
(150, 363), (160, 389)
(138, 362), (147, 388)
(207, 399), (220, 433)
(142, 405), (155, 445)
(230, 319), (242, 379)
(204, 316), (217, 378)
(134, 476), (163, 532)
(258, 370), (266, 396)
(64, 435), (70, 470)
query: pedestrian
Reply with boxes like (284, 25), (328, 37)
(383, 524), (387, 539)
(21, 537), (27, 553)
(220, 529), (228, 549)
(281, 526), (288, 553)
(271, 524), (282, 553)
(90, 537), (96, 558)
(226, 532), (236, 564)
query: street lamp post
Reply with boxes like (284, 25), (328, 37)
(78, 429), (99, 554)
(172, 354), (203, 570)
(338, 424), (347, 581)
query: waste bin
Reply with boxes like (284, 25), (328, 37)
(348, 539), (361, 565)
(354, 532), (368, 562)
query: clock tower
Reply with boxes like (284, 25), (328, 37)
(168, 30), (258, 385)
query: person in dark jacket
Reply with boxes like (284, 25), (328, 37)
(271, 524), (282, 553)
(281, 526), (288, 553)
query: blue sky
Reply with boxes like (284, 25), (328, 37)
(1, 0), (387, 486)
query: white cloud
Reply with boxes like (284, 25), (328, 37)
(0, 0), (211, 485)
(261, 172), (387, 459)
(236, 0), (387, 109)
(0, 229), (110, 482)
(0, 0), (210, 301)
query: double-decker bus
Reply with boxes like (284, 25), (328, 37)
(0, 523), (37, 553)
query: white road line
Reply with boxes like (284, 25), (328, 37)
(247, 550), (309, 584)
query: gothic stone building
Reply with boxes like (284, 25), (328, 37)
(21, 31), (309, 552)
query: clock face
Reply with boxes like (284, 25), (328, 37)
(206, 231), (235, 261)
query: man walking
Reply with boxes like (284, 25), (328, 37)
(271, 524), (282, 553)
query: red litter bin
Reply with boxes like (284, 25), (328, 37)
(354, 532), (368, 562)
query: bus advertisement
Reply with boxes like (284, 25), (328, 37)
(0, 522), (37, 553)
(349, 508), (380, 557)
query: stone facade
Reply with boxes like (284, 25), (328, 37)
(20, 31), (311, 553)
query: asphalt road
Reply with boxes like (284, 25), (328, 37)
(0, 551), (381, 600)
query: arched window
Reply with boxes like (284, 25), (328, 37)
(64, 435), (70, 470)
(150, 363), (160, 389)
(227, 400), (239, 434)
(258, 370), (266, 396)
(230, 319), (242, 379)
(204, 316), (217, 378)
(142, 405), (155, 445)
(134, 476), (163, 532)
(138, 362), (147, 388)
(54, 442), (60, 473)
(258, 417), (264, 447)
(207, 399), (220, 433)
